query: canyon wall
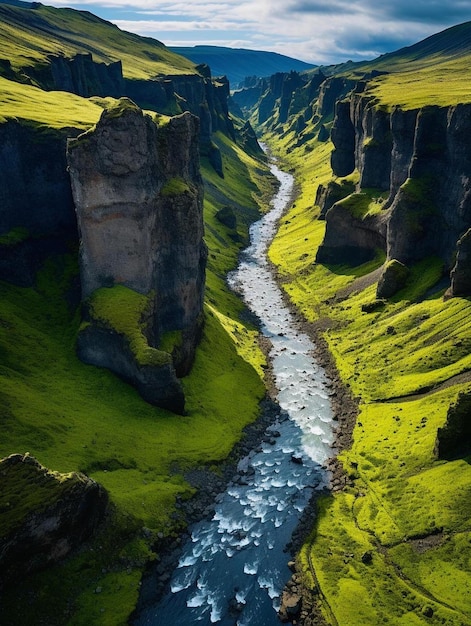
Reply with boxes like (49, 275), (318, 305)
(317, 92), (471, 297)
(0, 122), (80, 285)
(8, 52), (232, 171)
(67, 100), (206, 413)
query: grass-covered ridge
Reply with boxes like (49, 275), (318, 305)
(0, 75), (104, 128)
(266, 114), (471, 624)
(346, 22), (471, 109)
(0, 2), (197, 80)
(86, 285), (172, 367)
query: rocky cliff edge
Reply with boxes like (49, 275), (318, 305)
(0, 453), (108, 588)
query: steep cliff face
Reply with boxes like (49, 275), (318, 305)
(320, 93), (471, 295)
(3, 45), (233, 171)
(28, 53), (125, 97)
(0, 453), (108, 587)
(0, 121), (81, 285)
(67, 100), (206, 412)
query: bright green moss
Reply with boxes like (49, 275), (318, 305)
(337, 188), (388, 219)
(266, 105), (471, 625)
(366, 59), (471, 110)
(0, 76), (103, 129)
(159, 330), (183, 354)
(87, 285), (171, 367)
(161, 177), (191, 197)
(0, 120), (272, 624)
(0, 456), (79, 537)
(102, 97), (141, 119)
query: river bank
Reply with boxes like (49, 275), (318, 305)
(133, 157), (356, 626)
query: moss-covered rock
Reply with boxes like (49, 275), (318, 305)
(376, 258), (410, 298)
(0, 453), (108, 586)
(67, 102), (206, 411)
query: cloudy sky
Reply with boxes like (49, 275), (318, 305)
(47, 0), (471, 64)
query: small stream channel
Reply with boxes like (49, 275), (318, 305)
(136, 156), (335, 625)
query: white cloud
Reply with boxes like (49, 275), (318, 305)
(46, 0), (469, 64)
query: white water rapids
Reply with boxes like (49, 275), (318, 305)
(137, 157), (335, 626)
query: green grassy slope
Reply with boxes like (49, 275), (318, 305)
(0, 75), (105, 127)
(265, 35), (471, 625)
(0, 2), (196, 80)
(349, 21), (471, 109)
(0, 135), (271, 624)
(0, 34), (273, 626)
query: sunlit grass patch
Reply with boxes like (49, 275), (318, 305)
(0, 76), (102, 129)
(0, 3), (197, 80)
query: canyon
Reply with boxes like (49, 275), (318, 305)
(1, 4), (471, 625)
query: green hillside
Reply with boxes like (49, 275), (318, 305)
(0, 3), (274, 623)
(350, 21), (471, 108)
(0, 1), (197, 80)
(3, 3), (471, 625)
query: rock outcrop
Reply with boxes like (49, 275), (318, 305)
(67, 99), (206, 413)
(318, 93), (471, 295)
(0, 453), (108, 587)
(436, 392), (471, 459)
(450, 228), (471, 295)
(0, 121), (81, 285)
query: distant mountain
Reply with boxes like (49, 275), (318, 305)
(355, 20), (471, 73)
(170, 45), (316, 88)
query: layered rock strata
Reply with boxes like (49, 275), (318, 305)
(67, 99), (206, 413)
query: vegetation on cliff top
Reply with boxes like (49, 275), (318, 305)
(86, 286), (172, 367)
(351, 22), (471, 109)
(0, 75), (103, 129)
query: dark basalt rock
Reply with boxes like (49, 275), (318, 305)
(450, 228), (471, 296)
(315, 179), (356, 219)
(319, 94), (471, 291)
(0, 121), (82, 285)
(216, 206), (237, 230)
(376, 259), (409, 299)
(0, 453), (108, 587)
(239, 120), (263, 155)
(436, 392), (471, 459)
(330, 99), (355, 177)
(316, 201), (387, 266)
(67, 100), (206, 412)
(77, 324), (185, 413)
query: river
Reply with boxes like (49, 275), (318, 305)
(136, 157), (335, 625)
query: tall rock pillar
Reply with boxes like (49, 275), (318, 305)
(67, 98), (206, 413)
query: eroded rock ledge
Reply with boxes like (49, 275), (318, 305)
(0, 453), (108, 588)
(67, 99), (206, 413)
